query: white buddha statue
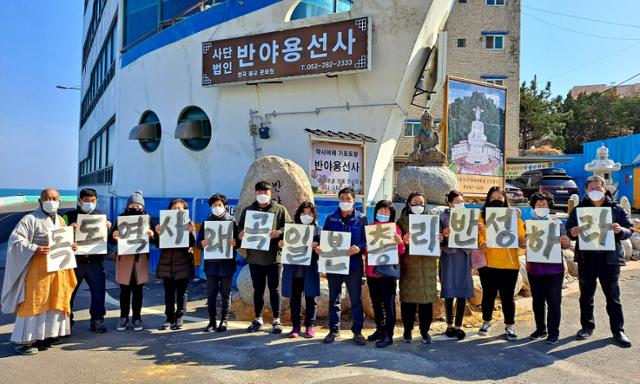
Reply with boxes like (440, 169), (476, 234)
(465, 106), (489, 164)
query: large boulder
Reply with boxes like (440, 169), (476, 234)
(630, 233), (640, 250)
(563, 249), (579, 277)
(236, 156), (313, 219)
(622, 239), (633, 260)
(395, 166), (459, 205)
(518, 259), (531, 297)
(469, 275), (483, 306)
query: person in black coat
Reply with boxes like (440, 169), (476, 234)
(197, 193), (239, 333)
(566, 175), (633, 348)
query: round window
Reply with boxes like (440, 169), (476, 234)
(176, 106), (211, 151)
(137, 111), (161, 153)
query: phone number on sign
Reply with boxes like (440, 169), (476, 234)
(300, 60), (353, 71)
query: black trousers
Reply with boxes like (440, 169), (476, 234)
(478, 267), (519, 325)
(163, 278), (189, 323)
(119, 283), (144, 321)
(206, 275), (232, 322)
(528, 272), (563, 338)
(578, 254), (624, 333)
(70, 260), (106, 322)
(367, 277), (397, 336)
(400, 302), (432, 335)
(445, 298), (466, 327)
(290, 277), (317, 328)
(249, 263), (282, 319)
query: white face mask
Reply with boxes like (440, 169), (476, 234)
(453, 203), (465, 209)
(534, 207), (550, 218)
(339, 201), (354, 212)
(42, 200), (59, 214)
(256, 194), (271, 204)
(211, 206), (225, 217)
(80, 202), (96, 213)
(300, 214), (314, 225)
(588, 190), (605, 201)
(410, 205), (425, 214)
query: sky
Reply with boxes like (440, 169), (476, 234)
(0, 0), (639, 190)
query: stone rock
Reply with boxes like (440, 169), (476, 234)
(620, 196), (631, 215)
(518, 259), (531, 297)
(563, 249), (579, 277)
(631, 249), (640, 261)
(514, 270), (524, 297)
(395, 166), (460, 206)
(622, 239), (633, 260)
(469, 275), (483, 306)
(408, 149), (447, 166)
(236, 156), (314, 222)
(630, 233), (640, 251)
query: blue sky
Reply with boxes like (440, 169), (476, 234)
(0, 0), (639, 190)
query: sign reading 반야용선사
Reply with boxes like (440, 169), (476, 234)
(202, 17), (371, 86)
(309, 141), (364, 195)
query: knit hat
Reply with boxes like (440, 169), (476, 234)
(127, 190), (145, 207)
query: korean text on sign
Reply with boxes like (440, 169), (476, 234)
(365, 223), (398, 266)
(526, 220), (562, 264)
(484, 208), (519, 249)
(282, 223), (314, 266)
(117, 215), (150, 255)
(448, 208), (480, 249)
(75, 214), (107, 255)
(241, 211), (275, 251)
(318, 230), (351, 275)
(158, 210), (190, 249)
(47, 226), (77, 272)
(203, 221), (235, 260)
(576, 207), (615, 251)
(409, 214), (440, 257)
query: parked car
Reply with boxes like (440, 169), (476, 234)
(505, 182), (527, 205)
(510, 168), (579, 208)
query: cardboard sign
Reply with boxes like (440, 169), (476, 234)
(75, 214), (107, 255)
(203, 221), (235, 260)
(241, 211), (275, 251)
(485, 207), (519, 248)
(117, 215), (150, 255)
(576, 207), (615, 251)
(282, 223), (314, 266)
(47, 226), (77, 272)
(318, 230), (351, 275)
(448, 208), (480, 249)
(409, 214), (441, 257)
(158, 209), (190, 249)
(526, 220), (562, 264)
(365, 223), (398, 266)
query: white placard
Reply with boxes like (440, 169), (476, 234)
(485, 207), (519, 249)
(241, 211), (275, 251)
(448, 208), (480, 249)
(576, 207), (615, 251)
(203, 221), (235, 260)
(409, 214), (441, 257)
(158, 209), (190, 249)
(282, 223), (314, 266)
(75, 214), (107, 255)
(318, 230), (351, 275)
(47, 226), (77, 272)
(526, 220), (562, 264)
(117, 215), (150, 255)
(366, 223), (399, 266)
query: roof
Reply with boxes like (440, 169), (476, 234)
(570, 83), (640, 98)
(506, 156), (574, 164)
(304, 128), (377, 143)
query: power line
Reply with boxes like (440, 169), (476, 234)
(523, 5), (640, 30)
(523, 13), (640, 41)
(549, 42), (640, 80)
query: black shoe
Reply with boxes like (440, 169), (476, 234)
(456, 329), (466, 340)
(272, 321), (283, 334)
(367, 329), (384, 342)
(158, 320), (172, 331)
(445, 327), (457, 338)
(216, 320), (228, 333)
(247, 320), (263, 333)
(546, 335), (559, 345)
(90, 319), (107, 333)
(403, 329), (412, 343)
(171, 317), (184, 330)
(375, 336), (393, 348)
(576, 328), (593, 340)
(352, 333), (367, 346)
(46, 337), (62, 346)
(323, 332), (339, 344)
(33, 340), (50, 351)
(14, 344), (38, 355)
(204, 322), (216, 333)
(613, 332), (632, 348)
(421, 333), (432, 344)
(529, 329), (548, 340)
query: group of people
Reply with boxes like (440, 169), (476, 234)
(0, 174), (632, 356)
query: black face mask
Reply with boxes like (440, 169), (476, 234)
(124, 207), (143, 215)
(487, 199), (506, 208)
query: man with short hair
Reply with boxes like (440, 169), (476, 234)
(566, 175), (633, 348)
(1, 188), (78, 355)
(63, 188), (111, 333)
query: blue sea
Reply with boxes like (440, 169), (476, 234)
(0, 188), (77, 197)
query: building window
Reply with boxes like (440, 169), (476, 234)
(485, 35), (504, 49)
(82, 0), (109, 69)
(486, 79), (504, 86)
(81, 18), (118, 127)
(289, 0), (352, 21)
(404, 120), (420, 137)
(487, 0), (505, 5)
(79, 118), (114, 185)
(131, 111), (162, 153)
(176, 106), (211, 151)
(458, 0), (466, 3)
(457, 38), (466, 48)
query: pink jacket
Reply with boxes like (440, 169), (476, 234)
(365, 221), (405, 278)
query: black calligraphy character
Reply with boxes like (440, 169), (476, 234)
(368, 224), (397, 265)
(49, 228), (74, 268)
(451, 209), (478, 247)
(284, 226), (311, 264)
(543, 222), (561, 259)
(485, 208), (516, 247)
(205, 222), (233, 258)
(527, 224), (545, 254)
(411, 218), (438, 253)
(120, 216), (147, 253)
(77, 217), (103, 246)
(245, 212), (271, 250)
(323, 232), (348, 272)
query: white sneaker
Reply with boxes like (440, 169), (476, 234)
(478, 321), (491, 336)
(505, 327), (518, 341)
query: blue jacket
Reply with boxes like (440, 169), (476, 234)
(322, 208), (368, 271)
(281, 224), (321, 298)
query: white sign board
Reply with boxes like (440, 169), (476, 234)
(241, 211), (275, 251)
(75, 214), (107, 255)
(365, 223), (399, 266)
(409, 214), (441, 256)
(448, 208), (480, 249)
(310, 141), (364, 195)
(203, 221), (235, 260)
(117, 215), (150, 255)
(47, 226), (77, 272)
(526, 220), (562, 264)
(158, 209), (190, 249)
(282, 223), (314, 266)
(576, 207), (615, 251)
(485, 207), (519, 249)
(318, 230), (351, 275)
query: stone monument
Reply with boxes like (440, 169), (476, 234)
(584, 144), (622, 197)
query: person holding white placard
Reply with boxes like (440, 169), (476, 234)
(279, 201), (321, 339)
(198, 193), (239, 333)
(153, 199), (196, 331)
(440, 190), (473, 341)
(63, 187), (111, 334)
(566, 175), (633, 348)
(109, 191), (155, 332)
(2, 188), (78, 355)
(477, 186), (526, 341)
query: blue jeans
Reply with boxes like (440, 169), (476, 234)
(70, 259), (107, 322)
(327, 258), (364, 334)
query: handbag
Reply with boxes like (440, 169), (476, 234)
(374, 264), (401, 279)
(471, 249), (487, 269)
